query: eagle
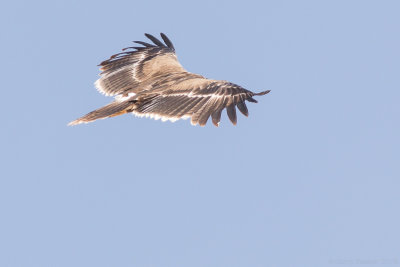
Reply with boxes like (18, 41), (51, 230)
(69, 33), (270, 127)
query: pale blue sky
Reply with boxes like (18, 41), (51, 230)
(1, 0), (399, 266)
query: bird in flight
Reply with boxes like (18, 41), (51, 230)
(69, 33), (270, 127)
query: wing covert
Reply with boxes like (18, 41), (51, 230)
(95, 33), (184, 97)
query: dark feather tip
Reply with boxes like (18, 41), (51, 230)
(122, 47), (135, 51)
(133, 41), (155, 47)
(160, 33), (175, 50)
(237, 101), (249, 117)
(254, 90), (271, 96)
(226, 105), (237, 125)
(247, 97), (258, 103)
(144, 33), (165, 47)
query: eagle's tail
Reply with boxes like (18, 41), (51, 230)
(68, 101), (135, 126)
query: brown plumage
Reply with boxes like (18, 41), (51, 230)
(68, 33), (270, 127)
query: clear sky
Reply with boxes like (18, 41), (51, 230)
(1, 0), (399, 266)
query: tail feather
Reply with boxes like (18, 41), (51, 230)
(68, 101), (134, 126)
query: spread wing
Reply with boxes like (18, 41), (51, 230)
(133, 80), (270, 126)
(95, 33), (184, 96)
(70, 33), (270, 127)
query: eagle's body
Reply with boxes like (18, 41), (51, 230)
(69, 33), (270, 127)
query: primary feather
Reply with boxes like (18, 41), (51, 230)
(69, 33), (270, 127)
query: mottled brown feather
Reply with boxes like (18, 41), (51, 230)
(69, 33), (271, 127)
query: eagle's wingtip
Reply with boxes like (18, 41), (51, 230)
(254, 90), (271, 96)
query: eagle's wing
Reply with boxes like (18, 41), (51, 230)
(95, 33), (183, 96)
(69, 33), (270, 127)
(134, 80), (270, 126)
